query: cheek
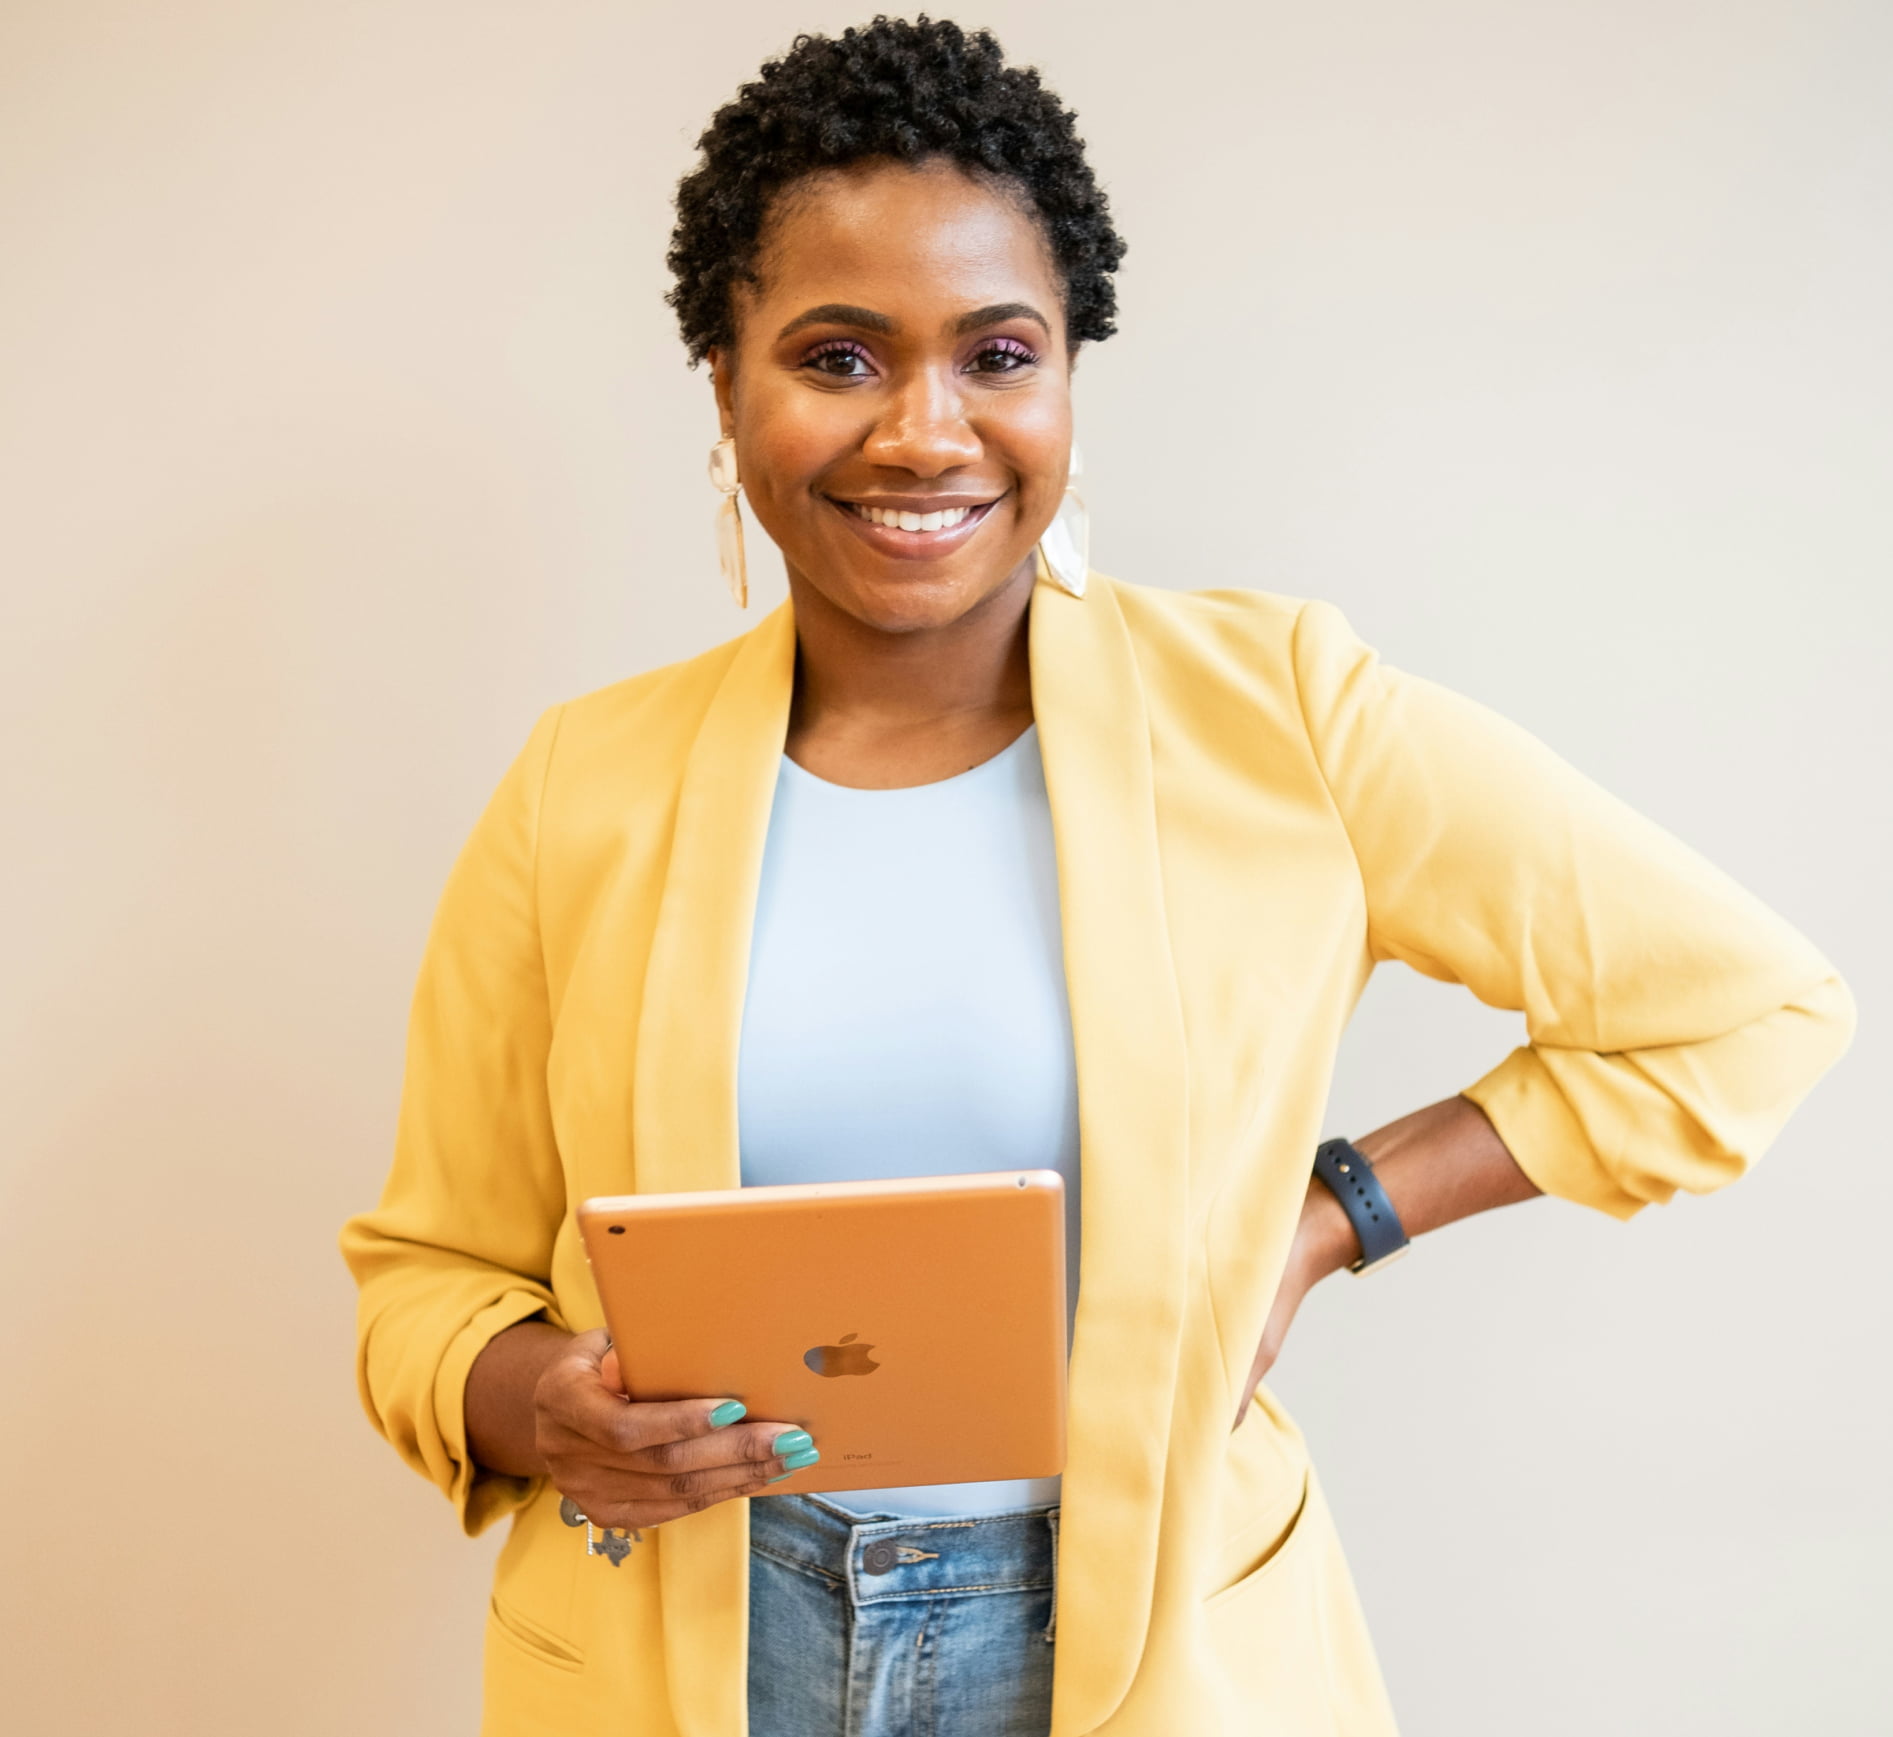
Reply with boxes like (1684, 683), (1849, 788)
(743, 416), (836, 511)
(729, 369), (859, 509)
(994, 400), (1075, 500)
(994, 381), (1072, 451)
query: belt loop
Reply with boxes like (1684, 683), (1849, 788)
(1043, 1507), (1060, 1642)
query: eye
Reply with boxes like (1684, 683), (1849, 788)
(967, 338), (1039, 374)
(802, 340), (876, 379)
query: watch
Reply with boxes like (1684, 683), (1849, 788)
(1312, 1137), (1410, 1275)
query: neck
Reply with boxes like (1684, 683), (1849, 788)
(779, 558), (1038, 787)
(787, 559), (1036, 732)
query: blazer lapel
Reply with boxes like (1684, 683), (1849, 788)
(1031, 575), (1193, 1737)
(630, 600), (795, 1737)
(631, 599), (796, 1197)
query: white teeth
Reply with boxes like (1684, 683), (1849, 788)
(851, 503), (973, 531)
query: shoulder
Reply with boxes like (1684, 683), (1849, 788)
(556, 627), (749, 739)
(525, 623), (757, 799)
(1096, 575), (1370, 707)
(1103, 573), (1309, 639)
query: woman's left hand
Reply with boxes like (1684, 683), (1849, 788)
(1230, 1181), (1356, 1431)
(1231, 1100), (1542, 1431)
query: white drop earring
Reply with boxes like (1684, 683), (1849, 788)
(709, 434), (748, 608)
(1037, 442), (1089, 598)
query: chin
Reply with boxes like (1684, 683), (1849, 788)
(817, 557), (1029, 636)
(850, 584), (984, 635)
(783, 552), (1014, 635)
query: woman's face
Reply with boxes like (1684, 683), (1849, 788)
(709, 158), (1073, 636)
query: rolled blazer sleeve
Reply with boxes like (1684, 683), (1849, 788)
(1291, 599), (1855, 1219)
(339, 705), (569, 1535)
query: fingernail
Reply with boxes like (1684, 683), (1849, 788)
(766, 1471), (792, 1483)
(780, 1447), (820, 1472)
(771, 1428), (813, 1456)
(708, 1400), (746, 1428)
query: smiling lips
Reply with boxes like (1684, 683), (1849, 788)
(832, 494), (999, 558)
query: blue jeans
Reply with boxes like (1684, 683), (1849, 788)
(747, 1492), (1059, 1737)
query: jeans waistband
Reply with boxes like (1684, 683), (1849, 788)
(749, 1492), (1060, 1611)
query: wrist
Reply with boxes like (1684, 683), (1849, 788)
(1312, 1136), (1413, 1275)
(1292, 1179), (1358, 1287)
(467, 1318), (572, 1480)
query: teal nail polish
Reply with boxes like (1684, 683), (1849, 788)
(766, 1471), (792, 1482)
(771, 1429), (813, 1456)
(708, 1400), (746, 1428)
(781, 1447), (820, 1472)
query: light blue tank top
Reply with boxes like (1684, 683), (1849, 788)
(737, 724), (1081, 1517)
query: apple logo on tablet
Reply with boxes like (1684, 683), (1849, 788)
(804, 1333), (880, 1377)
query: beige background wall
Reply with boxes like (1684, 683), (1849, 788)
(2, 2), (1886, 1732)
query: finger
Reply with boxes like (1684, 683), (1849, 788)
(552, 1426), (816, 1520)
(577, 1457), (788, 1531)
(553, 1430), (791, 1480)
(536, 1334), (725, 1435)
(600, 1452), (791, 1511)
(535, 1330), (615, 1428)
(562, 1328), (613, 1376)
(550, 1378), (757, 1457)
(625, 1419), (814, 1479)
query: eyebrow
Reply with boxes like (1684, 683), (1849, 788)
(776, 303), (895, 340)
(775, 300), (1053, 341)
(954, 302), (1051, 338)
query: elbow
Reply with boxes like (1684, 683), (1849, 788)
(1797, 968), (1858, 1073)
(1666, 964), (1858, 1191)
(1485, 962), (1858, 1220)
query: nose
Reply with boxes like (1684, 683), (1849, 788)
(860, 367), (981, 476)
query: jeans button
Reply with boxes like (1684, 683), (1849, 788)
(862, 1540), (899, 1575)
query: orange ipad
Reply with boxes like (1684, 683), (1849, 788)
(577, 1170), (1067, 1497)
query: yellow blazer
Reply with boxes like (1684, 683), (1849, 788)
(342, 573), (1852, 1736)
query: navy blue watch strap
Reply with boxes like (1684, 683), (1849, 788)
(1312, 1138), (1410, 1274)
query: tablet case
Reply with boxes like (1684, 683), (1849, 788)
(578, 1169), (1068, 1496)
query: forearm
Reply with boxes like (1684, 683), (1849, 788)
(1295, 1094), (1543, 1283)
(464, 1316), (573, 1479)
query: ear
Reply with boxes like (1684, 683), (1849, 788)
(706, 345), (736, 436)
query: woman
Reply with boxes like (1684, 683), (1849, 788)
(341, 18), (1854, 1737)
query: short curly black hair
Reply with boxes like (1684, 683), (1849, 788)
(667, 16), (1126, 364)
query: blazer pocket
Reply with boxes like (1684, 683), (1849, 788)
(488, 1591), (585, 1673)
(1206, 1390), (1311, 1600)
(1200, 1470), (1340, 1735)
(1204, 1463), (1312, 1614)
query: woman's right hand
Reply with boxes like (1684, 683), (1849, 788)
(533, 1329), (819, 1529)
